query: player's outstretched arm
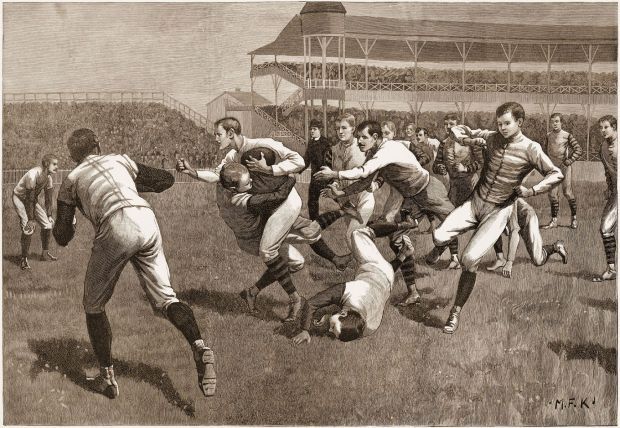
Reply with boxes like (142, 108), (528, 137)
(53, 201), (76, 246)
(135, 162), (174, 193)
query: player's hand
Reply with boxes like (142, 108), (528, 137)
(321, 183), (345, 199)
(72, 216), (77, 227)
(455, 163), (468, 173)
(313, 166), (338, 181)
(48, 216), (55, 227)
(563, 159), (573, 167)
(464, 137), (487, 149)
(246, 153), (271, 174)
(23, 219), (36, 235)
(176, 158), (196, 177)
(292, 330), (311, 345)
(515, 186), (534, 198)
(435, 164), (448, 176)
(366, 180), (381, 193)
(231, 192), (252, 207)
(502, 261), (513, 278)
(313, 314), (330, 327)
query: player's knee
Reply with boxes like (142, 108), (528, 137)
(288, 258), (305, 273)
(83, 301), (105, 315)
(432, 228), (451, 247)
(460, 253), (479, 272)
(601, 230), (615, 239)
(563, 190), (574, 199)
(260, 248), (279, 263)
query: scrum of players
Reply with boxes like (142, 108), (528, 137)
(12, 103), (616, 399)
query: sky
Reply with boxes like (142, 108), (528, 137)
(3, 1), (618, 115)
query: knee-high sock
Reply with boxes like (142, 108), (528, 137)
(266, 256), (296, 295)
(86, 312), (113, 368)
(454, 271), (477, 309)
(568, 199), (577, 217)
(41, 229), (51, 252)
(255, 270), (275, 291)
(315, 210), (344, 230)
(369, 222), (402, 238)
(400, 256), (416, 286)
(390, 258), (403, 272)
(603, 234), (617, 266)
(310, 238), (336, 261)
(20, 232), (32, 258)
(448, 238), (459, 256)
(494, 237), (504, 255)
(166, 302), (201, 345)
(550, 200), (560, 218)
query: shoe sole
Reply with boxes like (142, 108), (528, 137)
(199, 348), (216, 397)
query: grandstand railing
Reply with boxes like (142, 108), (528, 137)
(251, 62), (304, 86)
(254, 106), (305, 146)
(3, 91), (214, 133)
(3, 168), (313, 185)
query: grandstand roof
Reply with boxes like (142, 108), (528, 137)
(249, 12), (618, 63)
(300, 2), (346, 15)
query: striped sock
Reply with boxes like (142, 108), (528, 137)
(401, 256), (416, 287)
(454, 271), (477, 309)
(568, 199), (577, 217)
(603, 234), (616, 266)
(369, 222), (400, 238)
(494, 237), (503, 255)
(316, 210), (343, 230)
(551, 201), (560, 219)
(266, 256), (296, 295)
(390, 258), (403, 272)
(542, 244), (554, 264)
(310, 238), (336, 261)
(448, 239), (459, 255)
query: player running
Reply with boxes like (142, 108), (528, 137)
(13, 154), (59, 270)
(541, 113), (583, 229)
(593, 115), (617, 282)
(427, 102), (564, 334)
(486, 198), (568, 278)
(53, 128), (216, 399)
(292, 225), (415, 344)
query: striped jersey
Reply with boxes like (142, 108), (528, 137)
(544, 130), (583, 166)
(13, 166), (53, 199)
(601, 137), (618, 193)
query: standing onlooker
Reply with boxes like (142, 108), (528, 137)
(301, 119), (333, 220)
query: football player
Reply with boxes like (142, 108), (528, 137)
(12, 154), (59, 270)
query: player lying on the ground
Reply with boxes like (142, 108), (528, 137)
(486, 198), (568, 278)
(12, 153), (60, 270)
(541, 113), (583, 230)
(593, 115), (617, 282)
(292, 224), (415, 344)
(426, 102), (564, 334)
(53, 128), (216, 399)
(180, 147), (353, 321)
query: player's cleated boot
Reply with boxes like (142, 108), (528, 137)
(93, 366), (119, 399)
(239, 288), (258, 314)
(553, 240), (568, 264)
(40, 251), (58, 262)
(447, 255), (462, 270)
(398, 285), (421, 306)
(425, 245), (445, 266)
(332, 253), (352, 271)
(284, 296), (304, 322)
(542, 219), (558, 230)
(570, 217), (578, 229)
(341, 202), (364, 224)
(20, 257), (31, 270)
(442, 306), (461, 335)
(193, 343), (216, 397)
(592, 268), (617, 282)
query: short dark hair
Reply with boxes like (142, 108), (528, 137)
(220, 162), (248, 189)
(550, 112), (563, 122)
(215, 117), (242, 135)
(415, 127), (428, 136)
(496, 102), (525, 122)
(309, 119), (322, 130)
(444, 113), (459, 122)
(240, 147), (277, 167)
(599, 115), (617, 130)
(355, 120), (382, 140)
(67, 128), (98, 162)
(41, 153), (58, 167)
(338, 310), (365, 342)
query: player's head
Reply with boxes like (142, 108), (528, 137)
(240, 147), (277, 173)
(41, 154), (59, 174)
(309, 119), (322, 139)
(381, 121), (396, 141)
(496, 102), (525, 139)
(405, 123), (416, 138)
(599, 115), (617, 140)
(329, 309), (365, 342)
(66, 128), (100, 163)
(355, 120), (382, 152)
(336, 113), (356, 143)
(443, 113), (459, 132)
(550, 113), (563, 131)
(215, 117), (242, 151)
(220, 162), (252, 193)
(415, 127), (429, 143)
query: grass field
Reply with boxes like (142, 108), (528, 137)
(2, 180), (617, 425)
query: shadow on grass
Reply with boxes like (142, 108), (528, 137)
(579, 297), (617, 312)
(548, 340), (617, 375)
(549, 269), (602, 282)
(3, 254), (23, 267)
(393, 295), (450, 329)
(28, 337), (196, 417)
(177, 288), (283, 322)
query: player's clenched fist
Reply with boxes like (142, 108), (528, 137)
(514, 185), (534, 198)
(176, 158), (196, 178)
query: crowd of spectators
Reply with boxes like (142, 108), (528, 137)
(277, 61), (617, 87)
(3, 102), (219, 170)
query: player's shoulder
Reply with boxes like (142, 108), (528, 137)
(519, 133), (543, 150)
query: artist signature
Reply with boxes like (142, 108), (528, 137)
(547, 397), (596, 410)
